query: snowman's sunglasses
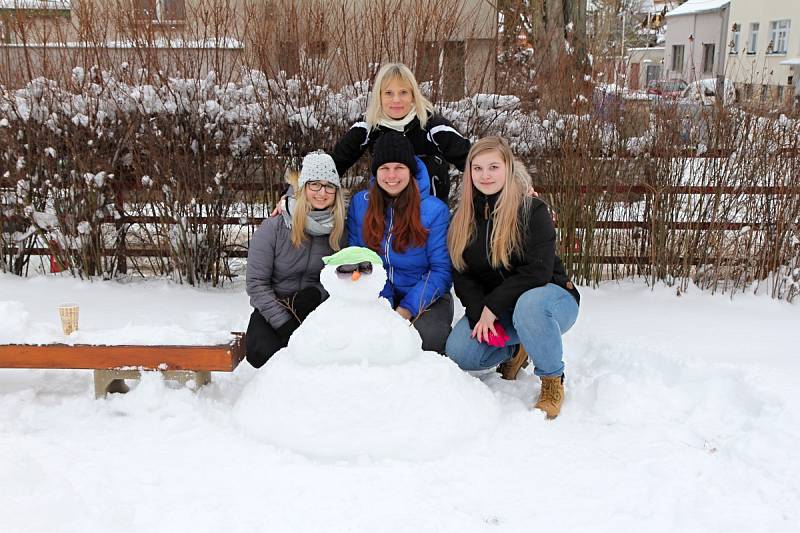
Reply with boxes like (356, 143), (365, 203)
(335, 261), (373, 278)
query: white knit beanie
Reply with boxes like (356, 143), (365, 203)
(298, 150), (340, 190)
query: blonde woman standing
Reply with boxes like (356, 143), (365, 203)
(245, 151), (346, 368)
(332, 62), (470, 202)
(445, 137), (580, 419)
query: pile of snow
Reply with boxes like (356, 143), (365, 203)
(234, 354), (500, 461)
(234, 260), (500, 460)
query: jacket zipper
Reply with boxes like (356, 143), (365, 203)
(484, 198), (505, 281)
(484, 201), (491, 265)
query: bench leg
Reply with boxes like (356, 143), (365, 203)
(94, 369), (141, 398)
(94, 369), (212, 398)
(161, 370), (211, 390)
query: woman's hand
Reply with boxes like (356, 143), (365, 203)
(396, 306), (413, 321)
(270, 195), (287, 217)
(471, 306), (497, 344)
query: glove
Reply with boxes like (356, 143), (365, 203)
(290, 287), (323, 321)
(275, 317), (300, 346)
(485, 321), (510, 347)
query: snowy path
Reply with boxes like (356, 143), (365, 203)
(1, 275), (798, 532)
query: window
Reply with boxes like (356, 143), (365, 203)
(702, 44), (715, 73)
(730, 24), (740, 54)
(306, 41), (328, 58)
(442, 40), (466, 101)
(671, 45), (684, 72)
(415, 41), (440, 84)
(278, 41), (299, 77)
(133, 0), (186, 23)
(645, 64), (662, 86)
(747, 23), (759, 54)
(769, 20), (790, 54)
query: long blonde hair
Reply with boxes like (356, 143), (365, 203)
(365, 62), (435, 129)
(290, 184), (346, 251)
(448, 137), (532, 271)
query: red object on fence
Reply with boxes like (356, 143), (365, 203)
(49, 241), (63, 273)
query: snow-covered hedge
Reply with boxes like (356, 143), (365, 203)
(1, 69), (799, 300)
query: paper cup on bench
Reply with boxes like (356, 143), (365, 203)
(58, 303), (79, 335)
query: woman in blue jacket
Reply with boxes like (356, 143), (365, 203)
(346, 131), (453, 353)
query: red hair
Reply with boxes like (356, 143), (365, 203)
(363, 179), (429, 253)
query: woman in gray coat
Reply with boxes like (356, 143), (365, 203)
(245, 151), (346, 368)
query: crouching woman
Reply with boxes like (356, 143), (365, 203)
(245, 151), (345, 368)
(445, 137), (580, 418)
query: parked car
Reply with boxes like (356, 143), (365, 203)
(646, 79), (688, 98)
(680, 78), (737, 106)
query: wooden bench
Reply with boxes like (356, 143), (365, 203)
(0, 333), (246, 398)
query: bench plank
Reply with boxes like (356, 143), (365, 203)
(0, 336), (245, 372)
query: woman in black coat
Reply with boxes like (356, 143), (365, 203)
(445, 137), (580, 419)
(331, 62), (471, 203)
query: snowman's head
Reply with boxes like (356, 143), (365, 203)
(321, 246), (387, 303)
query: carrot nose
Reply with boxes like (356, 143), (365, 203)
(351, 270), (361, 281)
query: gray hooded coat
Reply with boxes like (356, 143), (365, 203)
(246, 216), (333, 329)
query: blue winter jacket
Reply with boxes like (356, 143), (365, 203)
(346, 157), (452, 315)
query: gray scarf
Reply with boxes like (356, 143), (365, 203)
(281, 196), (335, 236)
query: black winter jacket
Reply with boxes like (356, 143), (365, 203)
(331, 113), (470, 202)
(452, 192), (580, 328)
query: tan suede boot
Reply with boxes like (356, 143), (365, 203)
(497, 345), (529, 380)
(534, 375), (564, 419)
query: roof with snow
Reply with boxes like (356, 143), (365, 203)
(0, 0), (70, 9)
(665, 0), (729, 18)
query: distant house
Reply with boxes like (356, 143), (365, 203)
(627, 47), (665, 91)
(0, 0), (497, 98)
(0, 1), (71, 44)
(725, 0), (800, 105)
(663, 0), (730, 83)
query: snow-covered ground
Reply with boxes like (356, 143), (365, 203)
(1, 274), (798, 532)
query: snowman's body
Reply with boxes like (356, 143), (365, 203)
(234, 247), (501, 461)
(291, 263), (421, 366)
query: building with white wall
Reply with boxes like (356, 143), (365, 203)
(663, 0), (730, 84)
(725, 0), (800, 105)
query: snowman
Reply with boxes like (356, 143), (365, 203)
(290, 246), (421, 366)
(234, 247), (500, 461)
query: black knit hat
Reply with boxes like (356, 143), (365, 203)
(371, 131), (416, 177)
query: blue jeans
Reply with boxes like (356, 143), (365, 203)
(445, 284), (579, 377)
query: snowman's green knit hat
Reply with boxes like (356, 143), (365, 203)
(322, 246), (382, 266)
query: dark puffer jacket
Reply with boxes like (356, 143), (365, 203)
(346, 158), (452, 315)
(331, 112), (470, 202)
(452, 192), (580, 328)
(246, 216), (333, 329)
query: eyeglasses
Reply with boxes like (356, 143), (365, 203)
(335, 261), (373, 278)
(306, 181), (337, 194)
